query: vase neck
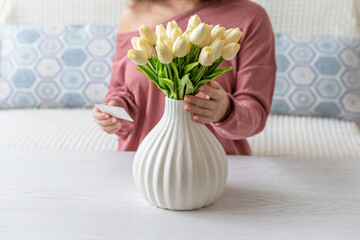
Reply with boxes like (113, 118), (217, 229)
(164, 97), (191, 121)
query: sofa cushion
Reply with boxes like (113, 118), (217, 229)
(271, 34), (360, 121)
(0, 24), (117, 108)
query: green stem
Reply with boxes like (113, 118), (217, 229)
(167, 64), (178, 99)
(153, 45), (157, 55)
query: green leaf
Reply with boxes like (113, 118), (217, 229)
(170, 62), (180, 80)
(160, 78), (175, 95)
(184, 62), (200, 75)
(156, 57), (161, 75)
(204, 66), (234, 81)
(194, 78), (213, 89)
(193, 65), (207, 86)
(169, 62), (179, 99)
(184, 75), (194, 96)
(206, 57), (224, 74)
(137, 65), (168, 96)
(166, 64), (173, 81)
(178, 74), (187, 100)
(136, 65), (158, 85)
(147, 60), (155, 73)
(163, 66), (169, 79)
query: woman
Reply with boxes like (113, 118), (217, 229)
(92, 0), (276, 155)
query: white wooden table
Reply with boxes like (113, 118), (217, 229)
(0, 148), (359, 240)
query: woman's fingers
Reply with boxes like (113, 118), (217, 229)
(184, 95), (215, 109)
(92, 101), (122, 134)
(184, 104), (213, 120)
(193, 114), (213, 124)
(198, 82), (222, 100)
(101, 121), (122, 134)
(92, 106), (110, 120)
(184, 81), (229, 124)
(95, 117), (120, 127)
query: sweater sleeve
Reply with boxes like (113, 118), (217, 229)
(210, 8), (277, 140)
(104, 40), (138, 137)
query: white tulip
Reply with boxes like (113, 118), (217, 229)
(222, 43), (240, 60)
(199, 46), (214, 66)
(156, 42), (173, 64)
(166, 20), (178, 38)
(223, 28), (242, 45)
(190, 23), (207, 46)
(183, 30), (192, 41)
(209, 39), (224, 61)
(155, 24), (166, 37)
(139, 24), (157, 45)
(186, 14), (201, 31)
(198, 24), (212, 47)
(128, 49), (148, 65)
(172, 36), (190, 57)
(211, 24), (225, 42)
(169, 27), (182, 42)
(157, 34), (173, 51)
(131, 37), (153, 58)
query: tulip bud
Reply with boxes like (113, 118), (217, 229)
(223, 28), (242, 45)
(211, 24), (225, 42)
(166, 20), (178, 38)
(172, 36), (190, 57)
(128, 49), (148, 65)
(186, 14), (201, 31)
(190, 23), (207, 46)
(222, 43), (240, 60)
(209, 39), (224, 61)
(169, 27), (182, 42)
(155, 24), (166, 37)
(198, 24), (212, 47)
(139, 25), (157, 45)
(156, 42), (173, 64)
(199, 46), (214, 66)
(182, 30), (193, 49)
(131, 37), (153, 58)
(157, 34), (173, 51)
(183, 30), (192, 41)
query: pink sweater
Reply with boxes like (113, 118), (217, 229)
(105, 0), (276, 155)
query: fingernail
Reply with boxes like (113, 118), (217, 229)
(184, 96), (190, 102)
(185, 105), (191, 111)
(112, 118), (116, 123)
(105, 115), (109, 119)
(194, 115), (199, 120)
(199, 86), (204, 91)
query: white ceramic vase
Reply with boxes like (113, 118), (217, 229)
(133, 97), (228, 210)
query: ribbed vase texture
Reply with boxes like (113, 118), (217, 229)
(133, 97), (228, 210)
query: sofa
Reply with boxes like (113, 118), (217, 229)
(0, 0), (359, 159)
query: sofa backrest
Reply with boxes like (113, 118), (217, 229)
(1, 0), (359, 35)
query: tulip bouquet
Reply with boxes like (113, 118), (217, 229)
(127, 14), (242, 100)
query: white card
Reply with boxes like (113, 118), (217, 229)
(94, 104), (134, 122)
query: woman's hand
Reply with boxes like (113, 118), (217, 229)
(184, 81), (229, 124)
(92, 100), (122, 134)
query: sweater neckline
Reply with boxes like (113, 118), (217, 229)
(116, 0), (215, 38)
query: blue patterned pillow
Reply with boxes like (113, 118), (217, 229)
(0, 24), (117, 108)
(272, 35), (360, 121)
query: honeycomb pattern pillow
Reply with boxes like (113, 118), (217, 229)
(0, 24), (117, 108)
(272, 35), (360, 121)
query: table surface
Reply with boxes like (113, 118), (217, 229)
(0, 148), (359, 240)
